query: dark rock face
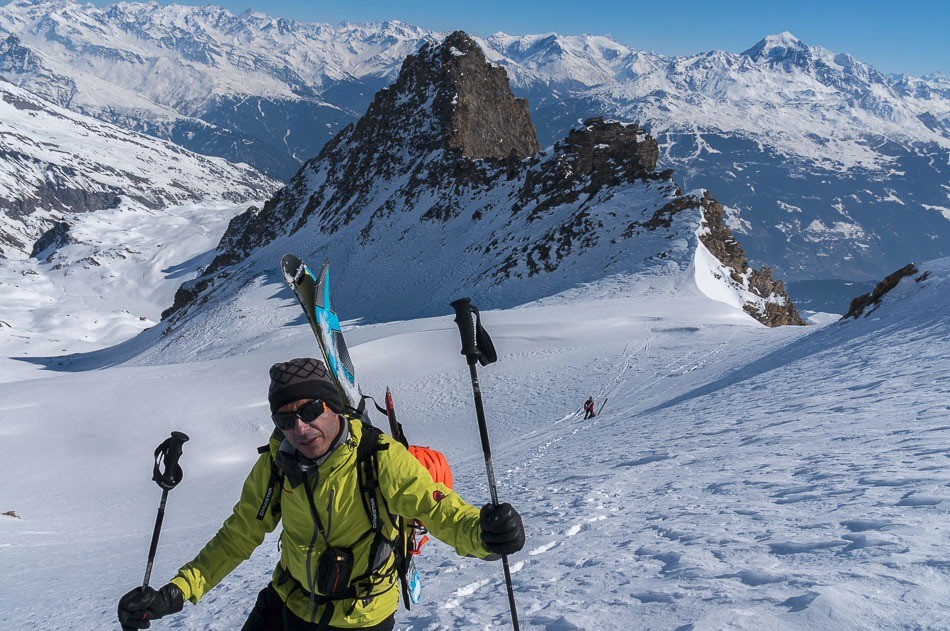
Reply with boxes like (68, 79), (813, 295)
(698, 192), (806, 327)
(438, 31), (540, 160)
(560, 117), (658, 176)
(520, 117), (662, 218)
(843, 263), (919, 319)
(30, 221), (72, 259)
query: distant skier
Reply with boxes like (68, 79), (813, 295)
(118, 358), (525, 631)
(583, 396), (596, 419)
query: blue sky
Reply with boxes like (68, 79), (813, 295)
(89, 0), (947, 76)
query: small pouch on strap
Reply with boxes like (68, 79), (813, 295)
(317, 547), (355, 598)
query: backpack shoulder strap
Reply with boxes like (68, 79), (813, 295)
(256, 429), (284, 521)
(355, 422), (386, 531)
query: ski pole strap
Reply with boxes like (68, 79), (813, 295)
(152, 431), (189, 491)
(450, 298), (497, 367)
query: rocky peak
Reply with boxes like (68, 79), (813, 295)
(435, 31), (540, 159)
(351, 29), (540, 161)
(190, 30), (541, 258)
(742, 32), (810, 64)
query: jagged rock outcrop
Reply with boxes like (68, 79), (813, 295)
(843, 263), (920, 319)
(558, 117), (658, 177)
(698, 192), (806, 326)
(163, 31), (801, 331)
(518, 117), (665, 220)
(439, 32), (540, 160)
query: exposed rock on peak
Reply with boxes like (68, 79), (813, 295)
(431, 31), (540, 160)
(557, 117), (659, 180)
(697, 192), (806, 327)
(343, 29), (539, 162)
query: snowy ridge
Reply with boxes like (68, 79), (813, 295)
(480, 30), (949, 167)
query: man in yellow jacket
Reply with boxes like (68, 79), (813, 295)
(118, 357), (525, 630)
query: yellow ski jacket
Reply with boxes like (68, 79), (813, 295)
(170, 417), (491, 627)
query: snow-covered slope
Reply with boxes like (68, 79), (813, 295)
(0, 199), (263, 381)
(0, 76), (278, 258)
(0, 251), (945, 629)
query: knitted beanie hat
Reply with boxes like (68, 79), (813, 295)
(268, 358), (345, 414)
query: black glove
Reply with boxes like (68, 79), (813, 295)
(480, 502), (525, 555)
(117, 583), (184, 630)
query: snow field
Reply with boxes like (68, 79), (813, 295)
(0, 255), (946, 629)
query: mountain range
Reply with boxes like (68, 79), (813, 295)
(1, 0), (946, 282)
(8, 29), (803, 372)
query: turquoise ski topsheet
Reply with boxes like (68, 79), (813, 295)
(281, 254), (361, 408)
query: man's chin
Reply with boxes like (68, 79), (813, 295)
(297, 439), (327, 459)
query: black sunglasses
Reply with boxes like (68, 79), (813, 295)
(271, 399), (328, 430)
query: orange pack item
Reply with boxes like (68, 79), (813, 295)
(408, 445), (453, 489)
(406, 445), (453, 555)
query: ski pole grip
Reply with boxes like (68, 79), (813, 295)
(153, 431), (190, 491)
(163, 431), (189, 476)
(450, 298), (479, 365)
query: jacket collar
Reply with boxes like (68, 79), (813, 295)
(275, 415), (351, 488)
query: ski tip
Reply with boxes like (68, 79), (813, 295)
(281, 253), (304, 285)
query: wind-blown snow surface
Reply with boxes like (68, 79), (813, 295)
(0, 257), (946, 629)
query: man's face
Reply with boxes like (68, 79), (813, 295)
(277, 398), (341, 459)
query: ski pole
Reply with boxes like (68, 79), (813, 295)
(142, 431), (189, 587)
(449, 298), (519, 631)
